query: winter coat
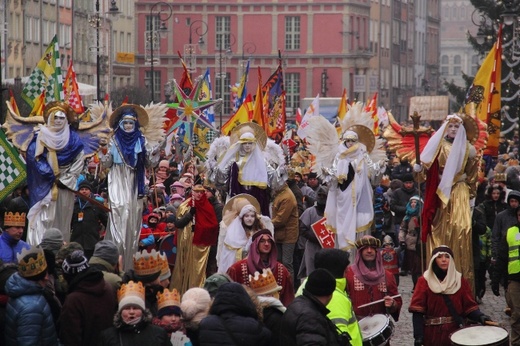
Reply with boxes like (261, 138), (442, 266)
(390, 186), (419, 225)
(99, 310), (172, 346)
(59, 268), (116, 346)
(4, 272), (59, 346)
(198, 282), (271, 346)
(0, 231), (30, 264)
(280, 290), (341, 346)
(271, 185), (299, 244)
(70, 198), (108, 251)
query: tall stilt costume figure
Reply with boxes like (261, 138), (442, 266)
(205, 122), (287, 216)
(3, 101), (110, 244)
(305, 103), (387, 250)
(100, 103), (167, 270)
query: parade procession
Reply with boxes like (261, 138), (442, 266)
(2, 1), (520, 345)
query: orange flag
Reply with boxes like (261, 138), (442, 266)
(252, 67), (264, 128)
(365, 92), (379, 135)
(63, 60), (85, 114)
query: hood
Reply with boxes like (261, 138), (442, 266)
(5, 272), (44, 298)
(67, 267), (107, 295)
(508, 190), (520, 206)
(209, 282), (258, 319)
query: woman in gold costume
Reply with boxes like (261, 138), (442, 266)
(415, 114), (479, 290)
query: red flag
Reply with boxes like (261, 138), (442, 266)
(121, 95), (129, 105)
(177, 51), (193, 96)
(365, 92), (379, 135)
(295, 108), (302, 126)
(8, 90), (20, 116)
(63, 60), (85, 114)
(252, 67), (264, 128)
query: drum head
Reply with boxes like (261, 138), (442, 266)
(159, 234), (177, 266)
(450, 326), (509, 346)
(359, 314), (390, 340)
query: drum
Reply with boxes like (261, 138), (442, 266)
(358, 314), (394, 346)
(450, 326), (509, 346)
(158, 234), (177, 266)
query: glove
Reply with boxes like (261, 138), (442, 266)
(479, 314), (492, 325)
(491, 282), (500, 296)
(414, 338), (424, 346)
(413, 164), (423, 173)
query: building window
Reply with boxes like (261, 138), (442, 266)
(146, 15), (160, 31)
(441, 55), (449, 75)
(453, 55), (461, 75)
(285, 73), (300, 111)
(216, 16), (231, 50)
(145, 70), (161, 101)
(215, 72), (231, 115)
(285, 16), (300, 50)
(471, 55), (479, 75)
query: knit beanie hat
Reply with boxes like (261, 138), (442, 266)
(203, 273), (233, 298)
(166, 215), (176, 223)
(62, 250), (89, 276)
(181, 287), (211, 324)
(314, 249), (350, 278)
(39, 228), (64, 255)
(78, 180), (93, 191)
(92, 240), (119, 265)
(118, 281), (146, 311)
(304, 268), (336, 297)
(56, 242), (84, 262)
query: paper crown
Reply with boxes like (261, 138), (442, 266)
(249, 268), (282, 296)
(17, 246), (47, 278)
(157, 288), (181, 311)
(495, 172), (507, 182)
(118, 280), (145, 305)
(133, 249), (161, 277)
(4, 212), (26, 227)
(158, 252), (171, 281)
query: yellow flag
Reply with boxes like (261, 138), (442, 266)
(337, 88), (348, 121)
(464, 25), (502, 156)
(29, 89), (46, 117)
(221, 94), (253, 135)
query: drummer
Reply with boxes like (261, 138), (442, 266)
(346, 236), (402, 323)
(409, 245), (492, 346)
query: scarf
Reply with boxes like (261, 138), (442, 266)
(351, 246), (386, 285)
(403, 200), (422, 223)
(423, 252), (461, 294)
(247, 233), (278, 274)
(113, 123), (147, 195)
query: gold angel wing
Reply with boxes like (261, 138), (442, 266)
(3, 101), (43, 152)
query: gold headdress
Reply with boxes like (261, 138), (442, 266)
(43, 101), (78, 125)
(118, 280), (146, 310)
(249, 268), (282, 296)
(17, 246), (47, 279)
(230, 122), (267, 150)
(4, 212), (26, 227)
(157, 288), (181, 311)
(109, 104), (149, 129)
(133, 249), (161, 277)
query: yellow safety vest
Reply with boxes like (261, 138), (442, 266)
(506, 226), (520, 275)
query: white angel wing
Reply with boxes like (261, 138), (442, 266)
(205, 136), (230, 171)
(77, 101), (112, 157)
(305, 116), (339, 179)
(259, 215), (274, 235)
(142, 102), (168, 148)
(340, 102), (374, 133)
(264, 138), (285, 168)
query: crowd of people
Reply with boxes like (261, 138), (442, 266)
(2, 100), (520, 345)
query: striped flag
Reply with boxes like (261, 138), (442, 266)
(22, 35), (63, 109)
(63, 60), (85, 114)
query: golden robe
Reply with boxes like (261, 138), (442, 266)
(422, 139), (478, 291)
(170, 199), (210, 295)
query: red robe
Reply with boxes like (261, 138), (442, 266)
(345, 266), (402, 321)
(409, 276), (479, 346)
(226, 259), (295, 307)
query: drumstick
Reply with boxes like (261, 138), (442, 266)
(485, 320), (500, 327)
(357, 294), (402, 309)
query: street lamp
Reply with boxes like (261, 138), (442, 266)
(239, 41), (256, 79)
(89, 0), (121, 102)
(216, 33), (235, 128)
(184, 19), (208, 75)
(147, 2), (172, 102)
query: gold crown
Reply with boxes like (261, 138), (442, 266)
(133, 249), (161, 276)
(118, 280), (145, 303)
(249, 268), (282, 296)
(4, 212), (26, 227)
(494, 172), (507, 182)
(17, 246), (47, 278)
(157, 288), (181, 311)
(158, 252), (170, 279)
(380, 175), (390, 187)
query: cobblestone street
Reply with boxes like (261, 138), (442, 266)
(383, 274), (510, 345)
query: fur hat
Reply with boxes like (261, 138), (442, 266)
(355, 235), (382, 249)
(92, 240), (119, 265)
(181, 287), (211, 324)
(62, 250), (89, 276)
(305, 268), (336, 297)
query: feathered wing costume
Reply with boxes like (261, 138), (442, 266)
(100, 102), (167, 270)
(305, 102), (386, 250)
(3, 100), (110, 244)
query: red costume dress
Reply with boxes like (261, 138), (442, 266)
(345, 266), (402, 321)
(409, 276), (479, 346)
